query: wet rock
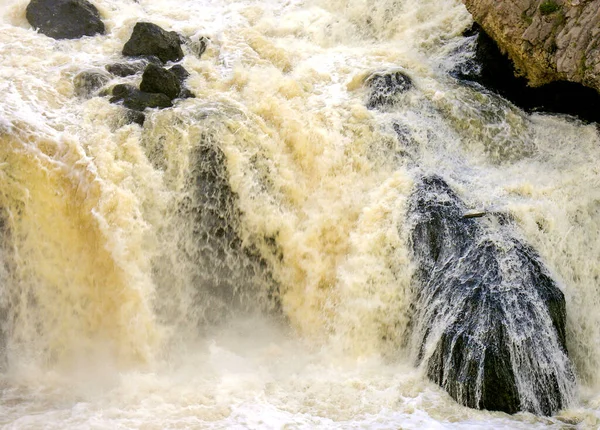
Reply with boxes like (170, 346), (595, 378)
(109, 84), (172, 111)
(26, 0), (105, 40)
(408, 175), (575, 416)
(454, 24), (600, 123)
(140, 63), (181, 100)
(73, 70), (110, 98)
(366, 70), (412, 109)
(105, 56), (161, 77)
(122, 22), (184, 63)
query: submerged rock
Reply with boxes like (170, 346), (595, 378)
(140, 63), (181, 100)
(408, 175), (575, 416)
(122, 22), (184, 63)
(26, 0), (105, 40)
(167, 124), (279, 325)
(109, 84), (172, 111)
(123, 109), (145, 126)
(366, 70), (412, 109)
(73, 70), (110, 98)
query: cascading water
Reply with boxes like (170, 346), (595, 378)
(1, 0), (600, 428)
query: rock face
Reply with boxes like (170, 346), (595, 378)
(462, 0), (600, 94)
(122, 22), (184, 63)
(408, 175), (575, 416)
(366, 70), (412, 109)
(26, 0), (105, 40)
(454, 25), (600, 123)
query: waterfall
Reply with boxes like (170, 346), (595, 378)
(1, 0), (600, 427)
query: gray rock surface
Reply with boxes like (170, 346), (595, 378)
(462, 0), (600, 92)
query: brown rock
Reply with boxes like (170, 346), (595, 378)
(462, 0), (600, 92)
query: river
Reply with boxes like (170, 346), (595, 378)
(0, 0), (599, 428)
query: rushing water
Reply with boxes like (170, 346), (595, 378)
(1, 0), (600, 428)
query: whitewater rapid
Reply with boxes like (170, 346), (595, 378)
(1, 0), (600, 427)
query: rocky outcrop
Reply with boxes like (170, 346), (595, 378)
(462, 0), (600, 94)
(73, 70), (110, 98)
(408, 175), (575, 415)
(26, 0), (105, 40)
(122, 22), (184, 63)
(454, 25), (600, 123)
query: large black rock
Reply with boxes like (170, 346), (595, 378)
(408, 175), (575, 415)
(109, 84), (172, 111)
(140, 63), (181, 100)
(122, 22), (184, 63)
(26, 0), (105, 40)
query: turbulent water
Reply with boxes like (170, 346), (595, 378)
(1, 0), (600, 428)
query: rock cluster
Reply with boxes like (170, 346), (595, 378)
(104, 22), (195, 125)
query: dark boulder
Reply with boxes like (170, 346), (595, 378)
(105, 56), (161, 77)
(366, 70), (412, 109)
(140, 63), (181, 100)
(73, 70), (110, 98)
(454, 24), (600, 123)
(122, 22), (184, 63)
(408, 175), (575, 415)
(109, 84), (172, 111)
(26, 0), (105, 40)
